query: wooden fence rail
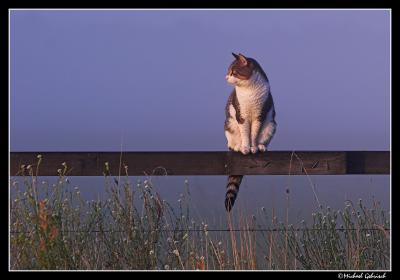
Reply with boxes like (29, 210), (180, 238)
(9, 151), (389, 176)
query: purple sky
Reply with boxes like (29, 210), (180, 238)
(10, 10), (390, 219)
(10, 9), (390, 152)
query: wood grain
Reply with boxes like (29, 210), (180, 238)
(9, 151), (390, 176)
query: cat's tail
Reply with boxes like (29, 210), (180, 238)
(225, 175), (243, 212)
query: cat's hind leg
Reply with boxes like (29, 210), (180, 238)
(257, 121), (276, 152)
(225, 119), (241, 152)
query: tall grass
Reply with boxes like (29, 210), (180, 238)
(10, 159), (390, 270)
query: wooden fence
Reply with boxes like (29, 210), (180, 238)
(10, 151), (389, 176)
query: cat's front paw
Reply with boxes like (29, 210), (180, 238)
(232, 144), (241, 152)
(240, 145), (250, 155)
(258, 144), (267, 152)
(250, 146), (259, 154)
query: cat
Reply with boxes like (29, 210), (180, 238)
(224, 53), (277, 211)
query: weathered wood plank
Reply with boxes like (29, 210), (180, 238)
(9, 151), (389, 176)
(346, 151), (390, 174)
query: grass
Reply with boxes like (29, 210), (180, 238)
(9, 158), (390, 270)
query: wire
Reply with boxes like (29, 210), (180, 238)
(10, 227), (390, 234)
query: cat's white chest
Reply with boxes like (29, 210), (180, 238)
(236, 87), (268, 119)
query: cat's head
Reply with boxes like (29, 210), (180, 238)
(225, 53), (268, 86)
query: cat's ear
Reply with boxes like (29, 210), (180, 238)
(238, 53), (248, 66)
(232, 52), (240, 60)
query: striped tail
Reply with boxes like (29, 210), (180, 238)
(225, 175), (243, 212)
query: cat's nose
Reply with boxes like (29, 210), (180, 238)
(225, 75), (229, 80)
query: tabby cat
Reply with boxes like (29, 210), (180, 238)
(224, 53), (277, 211)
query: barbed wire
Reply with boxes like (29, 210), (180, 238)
(10, 227), (390, 234)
